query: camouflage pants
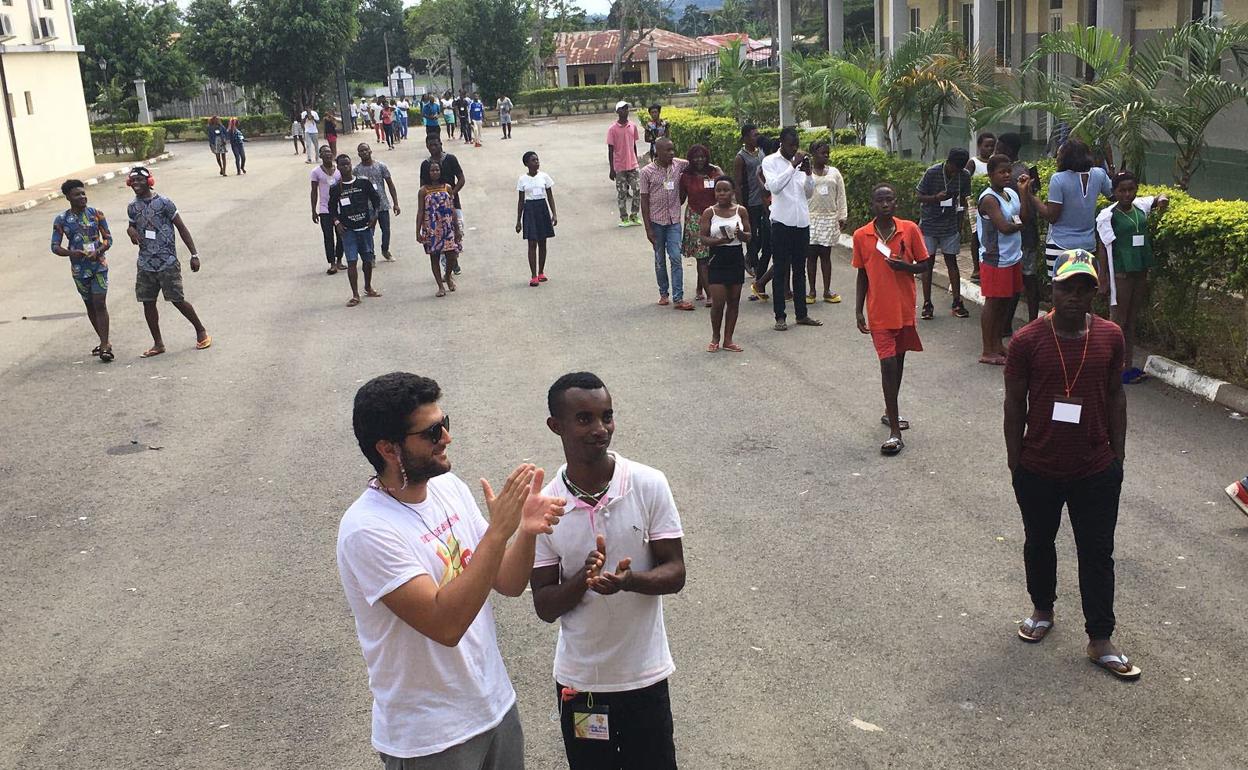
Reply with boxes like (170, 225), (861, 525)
(615, 169), (640, 220)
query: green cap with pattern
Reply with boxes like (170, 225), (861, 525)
(1052, 248), (1099, 286)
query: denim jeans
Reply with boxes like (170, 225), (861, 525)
(650, 221), (683, 302)
(341, 226), (375, 264)
(318, 215), (343, 264)
(376, 209), (391, 253)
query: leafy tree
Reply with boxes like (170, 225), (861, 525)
(346, 0), (409, 83)
(448, 0), (530, 101)
(699, 40), (774, 122)
(677, 4), (709, 38)
(606, 0), (674, 83)
(76, 0), (199, 112)
(184, 0), (248, 85)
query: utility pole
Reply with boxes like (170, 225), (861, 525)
(384, 31), (393, 97)
(778, 0), (794, 126)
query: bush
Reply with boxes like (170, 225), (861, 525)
(834, 128), (859, 145)
(518, 83), (681, 116)
(93, 113), (290, 140)
(91, 126), (166, 160)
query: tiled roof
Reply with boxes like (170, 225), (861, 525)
(698, 33), (772, 61)
(550, 28), (719, 66)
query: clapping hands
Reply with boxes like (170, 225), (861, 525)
(585, 533), (632, 595)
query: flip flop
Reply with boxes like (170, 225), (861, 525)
(1090, 653), (1141, 680)
(529, 278), (540, 287)
(978, 355), (1007, 366)
(98, 347), (115, 363)
(436, 288), (447, 297)
(706, 342), (720, 352)
(365, 289), (382, 297)
(880, 415), (910, 430)
(824, 293), (842, 303)
(657, 296), (670, 306)
(880, 436), (904, 455)
(1017, 617), (1053, 643)
(326, 267), (337, 275)
(140, 346), (165, 358)
(722, 342), (743, 352)
(1122, 367), (1149, 384)
(91, 346), (101, 356)
(346, 297), (361, 307)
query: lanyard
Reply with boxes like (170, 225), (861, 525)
(1047, 311), (1091, 398)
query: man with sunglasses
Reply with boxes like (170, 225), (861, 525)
(339, 372), (567, 769)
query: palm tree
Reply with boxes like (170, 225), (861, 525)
(700, 39), (773, 123)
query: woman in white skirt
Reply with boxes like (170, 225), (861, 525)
(515, 151), (557, 286)
(806, 139), (847, 304)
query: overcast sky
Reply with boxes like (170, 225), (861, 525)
(402, 0), (615, 17)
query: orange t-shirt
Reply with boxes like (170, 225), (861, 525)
(851, 218), (929, 330)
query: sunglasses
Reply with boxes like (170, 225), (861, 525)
(406, 414), (450, 443)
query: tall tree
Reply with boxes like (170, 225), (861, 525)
(75, 0), (199, 115)
(347, 0), (409, 84)
(606, 0), (673, 84)
(677, 4), (709, 38)
(184, 0), (248, 85)
(448, 0), (530, 101)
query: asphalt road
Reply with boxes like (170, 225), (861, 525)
(2, 116), (1247, 770)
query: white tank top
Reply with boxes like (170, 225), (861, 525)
(971, 156), (989, 177)
(709, 208), (743, 246)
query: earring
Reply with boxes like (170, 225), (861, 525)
(398, 455), (409, 491)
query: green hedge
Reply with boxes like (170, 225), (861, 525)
(518, 83), (681, 116)
(90, 126), (166, 161)
(92, 113), (289, 139)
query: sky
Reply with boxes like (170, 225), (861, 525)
(403, 0), (615, 16)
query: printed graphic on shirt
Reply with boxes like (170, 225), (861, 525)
(418, 512), (474, 586)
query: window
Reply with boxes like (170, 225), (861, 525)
(996, 0), (1013, 66)
(0, 14), (13, 40)
(910, 7), (921, 31)
(1049, 0), (1061, 8)
(584, 73), (598, 85)
(42, 0), (52, 9)
(961, 3), (974, 51)
(36, 16), (56, 39)
(24, 90), (32, 115)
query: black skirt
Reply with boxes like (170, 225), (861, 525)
(708, 244), (745, 285)
(522, 199), (555, 241)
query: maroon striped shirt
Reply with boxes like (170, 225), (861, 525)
(1005, 314), (1124, 480)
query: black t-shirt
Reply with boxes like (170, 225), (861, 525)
(420, 154), (464, 208)
(329, 177), (380, 229)
(455, 97), (470, 119)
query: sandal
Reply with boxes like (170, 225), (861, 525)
(91, 346), (101, 356)
(326, 266), (337, 275)
(920, 302), (935, 321)
(824, 293), (842, 303)
(880, 415), (909, 430)
(880, 436), (904, 455)
(435, 288), (447, 297)
(1090, 652), (1142, 680)
(195, 336), (212, 350)
(346, 297), (361, 307)
(722, 342), (744, 352)
(538, 273), (548, 282)
(98, 347), (115, 363)
(658, 296), (670, 306)
(140, 346), (165, 358)
(529, 278), (540, 287)
(364, 289), (382, 298)
(1017, 617), (1053, 643)
(795, 317), (823, 327)
(978, 354), (1007, 366)
(706, 341), (720, 353)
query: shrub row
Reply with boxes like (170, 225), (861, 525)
(92, 114), (289, 140)
(518, 83), (681, 116)
(665, 105), (1248, 384)
(90, 126), (166, 160)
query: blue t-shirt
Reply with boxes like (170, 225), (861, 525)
(422, 100), (441, 127)
(977, 187), (1022, 267)
(52, 206), (112, 272)
(1046, 167), (1113, 249)
(127, 194), (180, 272)
(469, 101), (484, 121)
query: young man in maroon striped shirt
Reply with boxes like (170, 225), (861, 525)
(1004, 247), (1138, 679)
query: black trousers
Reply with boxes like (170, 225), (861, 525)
(557, 679), (677, 770)
(319, 215), (343, 264)
(746, 203), (771, 275)
(769, 222), (809, 321)
(1012, 460), (1124, 640)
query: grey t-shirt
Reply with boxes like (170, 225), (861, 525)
(127, 194), (179, 272)
(1046, 167), (1113, 249)
(737, 147), (765, 207)
(353, 161), (392, 209)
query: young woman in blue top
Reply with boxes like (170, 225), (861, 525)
(1024, 138), (1113, 277)
(206, 115), (228, 177)
(226, 118), (246, 175)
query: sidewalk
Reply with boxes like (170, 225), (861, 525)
(833, 234), (1248, 414)
(0, 152), (173, 215)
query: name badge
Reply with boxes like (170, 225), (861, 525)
(340, 196), (352, 207)
(940, 198), (954, 208)
(1012, 215), (1023, 225)
(1132, 234), (1146, 247)
(875, 240), (891, 258)
(573, 707), (610, 741)
(817, 185), (829, 195)
(1052, 398), (1083, 424)
(703, 179), (715, 189)
(144, 229), (157, 240)
(957, 206), (966, 213)
(663, 180), (675, 191)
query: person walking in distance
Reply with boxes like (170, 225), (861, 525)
(915, 147), (972, 320)
(531, 372), (686, 770)
(733, 125), (769, 291)
(329, 153), (383, 307)
(805, 139), (847, 305)
(640, 138), (693, 311)
(976, 155), (1030, 365)
(469, 93), (485, 147)
(290, 112), (306, 157)
(338, 372), (565, 769)
(1005, 248), (1137, 680)
(442, 91), (457, 138)
(51, 179), (114, 361)
(698, 177), (750, 353)
(371, 97), (384, 143)
(206, 115), (229, 177)
(311, 144), (345, 274)
(497, 94), (514, 139)
(762, 127), (823, 331)
(380, 100), (396, 150)
(606, 101), (641, 227)
(355, 143), (401, 262)
(421, 134), (467, 275)
(515, 151), (557, 287)
(395, 96), (410, 141)
(416, 160), (462, 297)
(324, 110), (339, 156)
(125, 167), (211, 358)
(301, 106), (320, 164)
(643, 103), (669, 161)
(852, 183), (930, 455)
(456, 90), (472, 145)
(226, 118), (247, 175)
(422, 93), (442, 137)
(677, 144), (722, 306)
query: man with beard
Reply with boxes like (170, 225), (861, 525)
(530, 372), (686, 769)
(338, 372), (566, 768)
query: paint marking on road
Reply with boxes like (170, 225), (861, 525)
(850, 718), (884, 733)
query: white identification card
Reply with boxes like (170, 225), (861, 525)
(1012, 215), (1023, 225)
(957, 206), (966, 213)
(940, 198), (954, 208)
(875, 239), (892, 258)
(1132, 234), (1146, 247)
(144, 229), (156, 240)
(817, 185), (829, 195)
(340, 196), (351, 207)
(1052, 399), (1083, 424)
(703, 179), (715, 189)
(573, 711), (610, 741)
(664, 180), (674, 191)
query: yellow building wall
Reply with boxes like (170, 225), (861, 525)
(1133, 0), (1185, 32)
(908, 0), (943, 30)
(0, 84), (19, 193)
(1, 51), (94, 193)
(1226, 0), (1248, 21)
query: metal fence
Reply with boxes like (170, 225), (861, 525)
(153, 79), (259, 119)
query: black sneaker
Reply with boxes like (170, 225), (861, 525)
(952, 302), (969, 318)
(920, 302), (935, 321)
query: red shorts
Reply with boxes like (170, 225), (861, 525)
(870, 325), (923, 360)
(980, 261), (1023, 298)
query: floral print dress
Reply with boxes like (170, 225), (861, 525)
(421, 184), (460, 254)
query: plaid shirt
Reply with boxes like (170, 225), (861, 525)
(639, 158), (688, 225)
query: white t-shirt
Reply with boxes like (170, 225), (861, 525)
(517, 171), (553, 201)
(301, 110), (319, 133)
(534, 454), (683, 692)
(370, 103), (383, 121)
(337, 475), (516, 758)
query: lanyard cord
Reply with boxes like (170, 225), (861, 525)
(1048, 311), (1092, 399)
(375, 480), (458, 552)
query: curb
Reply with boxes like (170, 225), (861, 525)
(834, 233), (1248, 415)
(0, 152), (174, 215)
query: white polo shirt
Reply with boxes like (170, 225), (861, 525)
(337, 474), (516, 758)
(762, 149), (815, 228)
(534, 453), (684, 692)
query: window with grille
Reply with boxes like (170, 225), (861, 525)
(996, 0), (1013, 65)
